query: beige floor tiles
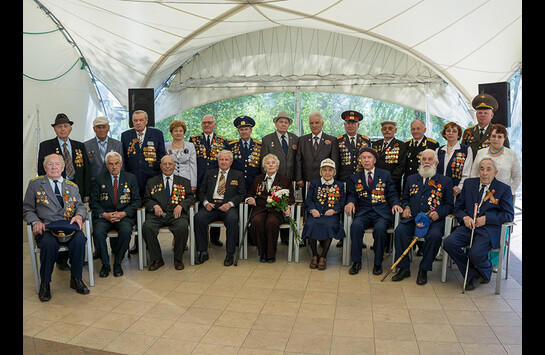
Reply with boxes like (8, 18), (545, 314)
(23, 230), (523, 354)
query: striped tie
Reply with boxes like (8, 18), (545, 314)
(217, 171), (226, 196)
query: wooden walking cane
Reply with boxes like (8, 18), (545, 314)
(381, 236), (420, 282)
(462, 203), (479, 293)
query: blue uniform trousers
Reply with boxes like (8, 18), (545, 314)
(443, 226), (493, 282)
(350, 210), (391, 265)
(394, 219), (445, 271)
(35, 230), (86, 283)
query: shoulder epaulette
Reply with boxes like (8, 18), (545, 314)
(360, 134), (370, 140)
(190, 134), (201, 138)
(337, 135), (345, 140)
(30, 175), (44, 182)
(66, 180), (78, 187)
(253, 139), (262, 144)
(404, 138), (413, 144)
(426, 137), (437, 143)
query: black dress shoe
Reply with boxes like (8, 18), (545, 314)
(259, 255), (267, 263)
(224, 254), (234, 266)
(39, 282), (51, 302)
(465, 275), (484, 291)
(267, 257), (276, 263)
(70, 277), (90, 295)
(129, 244), (139, 254)
(372, 264), (383, 275)
(211, 239), (224, 247)
(391, 268), (411, 282)
(416, 270), (428, 285)
(99, 264), (111, 278)
(148, 258), (165, 271)
(113, 263), (124, 277)
(174, 259), (184, 270)
(349, 261), (362, 275)
(195, 251), (209, 265)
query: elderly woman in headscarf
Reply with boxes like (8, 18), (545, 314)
(301, 158), (346, 270)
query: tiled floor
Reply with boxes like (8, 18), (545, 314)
(23, 226), (522, 354)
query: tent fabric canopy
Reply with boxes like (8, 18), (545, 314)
(32, 0), (521, 122)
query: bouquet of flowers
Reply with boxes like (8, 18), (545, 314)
(266, 188), (302, 244)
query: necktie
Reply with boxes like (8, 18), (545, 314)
(98, 140), (107, 161)
(62, 142), (75, 179)
(113, 175), (118, 209)
(281, 135), (288, 156)
(313, 136), (319, 151)
(53, 180), (64, 207)
(137, 132), (144, 148)
(217, 171), (226, 196)
(478, 184), (486, 204)
(165, 176), (171, 199)
(350, 137), (356, 150)
(243, 142), (249, 157)
(206, 135), (211, 148)
(479, 128), (485, 139)
(367, 171), (373, 187)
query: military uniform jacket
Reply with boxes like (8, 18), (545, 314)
(295, 133), (340, 182)
(346, 168), (400, 221)
(453, 177), (514, 249)
(404, 136), (439, 177)
(198, 168), (246, 207)
(337, 133), (371, 182)
(462, 124), (510, 158)
(83, 137), (124, 179)
(190, 132), (229, 185)
(261, 132), (299, 181)
(121, 127), (166, 193)
(372, 138), (406, 186)
(228, 138), (262, 192)
(143, 174), (195, 215)
(89, 171), (142, 222)
(23, 176), (87, 225)
(400, 173), (453, 223)
(37, 138), (92, 198)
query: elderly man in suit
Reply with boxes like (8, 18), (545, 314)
(84, 116), (124, 181)
(89, 151), (141, 277)
(345, 147), (403, 275)
(141, 155), (196, 271)
(261, 111), (299, 181)
(443, 158), (514, 291)
(391, 149), (453, 285)
(194, 150), (246, 266)
(295, 111), (340, 188)
(23, 154), (90, 302)
(37, 113), (92, 271)
(121, 109), (166, 254)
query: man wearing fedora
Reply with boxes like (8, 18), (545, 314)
(37, 113), (92, 271)
(261, 111), (299, 181)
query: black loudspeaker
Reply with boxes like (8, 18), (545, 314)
(128, 88), (155, 127)
(478, 82), (511, 127)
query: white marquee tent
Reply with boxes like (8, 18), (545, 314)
(23, 0), (522, 195)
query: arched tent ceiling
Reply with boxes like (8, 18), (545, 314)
(33, 0), (521, 120)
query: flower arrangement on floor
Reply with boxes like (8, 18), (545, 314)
(266, 188), (301, 244)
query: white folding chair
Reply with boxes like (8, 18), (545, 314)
(26, 217), (94, 294)
(139, 205), (195, 269)
(441, 214), (515, 294)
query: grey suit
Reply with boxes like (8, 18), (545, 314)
(295, 132), (340, 183)
(261, 131), (299, 181)
(84, 136), (124, 179)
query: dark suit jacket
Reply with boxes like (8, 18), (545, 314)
(347, 168), (400, 221)
(143, 174), (195, 216)
(89, 171), (142, 223)
(247, 173), (294, 218)
(190, 132), (229, 186)
(261, 132), (299, 181)
(37, 137), (92, 198)
(121, 127), (166, 194)
(198, 168), (246, 207)
(295, 132), (340, 182)
(83, 136), (124, 179)
(453, 177), (514, 249)
(400, 173), (453, 223)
